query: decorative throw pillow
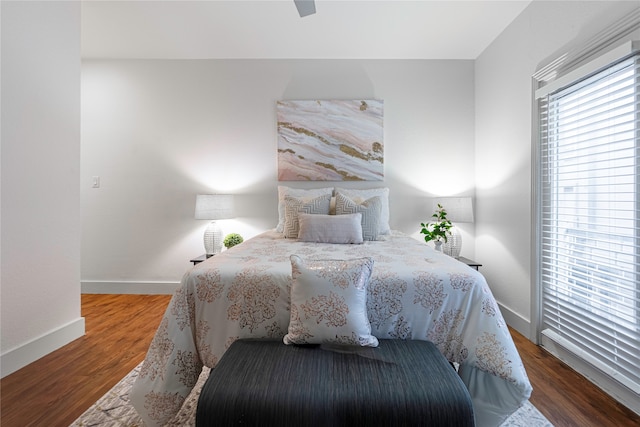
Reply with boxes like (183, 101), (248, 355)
(335, 193), (382, 241)
(284, 255), (378, 347)
(298, 213), (364, 244)
(283, 194), (332, 238)
(276, 186), (334, 233)
(334, 187), (390, 234)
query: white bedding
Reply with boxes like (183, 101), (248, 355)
(130, 230), (532, 426)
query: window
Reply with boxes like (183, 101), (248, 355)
(537, 51), (640, 396)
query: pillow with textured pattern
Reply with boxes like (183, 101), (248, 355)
(335, 193), (382, 241)
(283, 194), (332, 238)
(284, 255), (378, 347)
(334, 187), (390, 234)
(276, 186), (333, 233)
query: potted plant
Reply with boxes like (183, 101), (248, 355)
(223, 233), (244, 249)
(420, 204), (452, 252)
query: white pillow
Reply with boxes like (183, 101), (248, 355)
(276, 186), (334, 233)
(283, 194), (332, 238)
(334, 187), (390, 234)
(284, 255), (378, 347)
(335, 193), (382, 241)
(298, 213), (364, 244)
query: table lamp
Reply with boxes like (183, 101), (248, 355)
(195, 194), (235, 255)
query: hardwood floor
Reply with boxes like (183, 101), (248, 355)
(1, 294), (639, 427)
(511, 329), (639, 427)
(0, 294), (171, 427)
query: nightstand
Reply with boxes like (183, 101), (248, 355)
(457, 256), (482, 270)
(190, 254), (213, 265)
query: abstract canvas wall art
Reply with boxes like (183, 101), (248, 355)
(277, 100), (384, 181)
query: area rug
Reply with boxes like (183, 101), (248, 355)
(70, 363), (553, 426)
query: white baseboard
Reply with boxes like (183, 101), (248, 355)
(496, 302), (640, 417)
(1, 317), (85, 378)
(541, 333), (640, 416)
(497, 301), (532, 340)
(81, 280), (180, 294)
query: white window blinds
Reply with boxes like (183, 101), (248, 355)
(538, 52), (640, 394)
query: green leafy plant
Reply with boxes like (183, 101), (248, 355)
(223, 233), (244, 248)
(420, 204), (452, 243)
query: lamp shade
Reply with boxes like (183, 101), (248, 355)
(427, 197), (474, 223)
(195, 194), (235, 220)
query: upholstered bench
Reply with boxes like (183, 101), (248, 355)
(196, 339), (475, 426)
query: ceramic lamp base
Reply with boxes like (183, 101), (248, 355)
(443, 226), (462, 258)
(203, 221), (223, 255)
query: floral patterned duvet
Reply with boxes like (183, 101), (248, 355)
(130, 230), (532, 427)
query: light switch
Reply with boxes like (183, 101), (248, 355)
(92, 176), (100, 188)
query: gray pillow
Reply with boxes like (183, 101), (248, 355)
(335, 193), (382, 241)
(283, 194), (332, 238)
(298, 213), (364, 244)
(276, 186), (333, 232)
(334, 187), (390, 234)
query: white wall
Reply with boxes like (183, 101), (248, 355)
(475, 0), (640, 339)
(1, 1), (84, 377)
(81, 59), (476, 291)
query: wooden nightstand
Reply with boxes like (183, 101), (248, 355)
(457, 256), (482, 270)
(190, 254), (213, 265)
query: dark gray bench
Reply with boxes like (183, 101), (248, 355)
(196, 339), (474, 426)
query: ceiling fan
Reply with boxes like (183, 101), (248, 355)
(294, 0), (316, 17)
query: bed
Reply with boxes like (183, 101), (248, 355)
(130, 188), (532, 427)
